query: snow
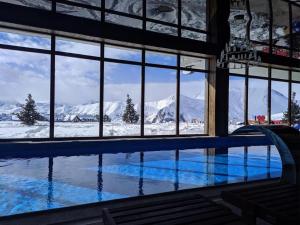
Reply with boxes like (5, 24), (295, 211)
(0, 121), (205, 138)
(229, 80), (289, 123)
(0, 81), (292, 138)
(0, 121), (49, 139)
(271, 113), (284, 121)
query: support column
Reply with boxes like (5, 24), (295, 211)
(207, 0), (231, 136)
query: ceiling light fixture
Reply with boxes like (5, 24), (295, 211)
(217, 0), (261, 69)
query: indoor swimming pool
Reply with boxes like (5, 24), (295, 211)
(0, 146), (282, 217)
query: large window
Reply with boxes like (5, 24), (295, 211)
(228, 65), (300, 130)
(0, 0), (208, 41)
(229, 76), (245, 133)
(54, 39), (100, 138)
(0, 0), (51, 10)
(292, 82), (300, 126)
(0, 29), (208, 139)
(145, 66), (177, 135)
(103, 45), (142, 137)
(272, 0), (290, 56)
(248, 78), (268, 125)
(292, 4), (300, 59)
(55, 56), (100, 137)
(103, 60), (141, 136)
(180, 71), (206, 134)
(271, 81), (289, 124)
(249, 0), (270, 51)
(0, 49), (50, 138)
(229, 0), (300, 58)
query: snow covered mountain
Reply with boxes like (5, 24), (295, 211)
(229, 86), (289, 123)
(0, 84), (289, 124)
(0, 95), (205, 123)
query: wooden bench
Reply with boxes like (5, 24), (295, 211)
(102, 193), (246, 225)
(221, 182), (300, 225)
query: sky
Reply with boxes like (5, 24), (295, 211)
(0, 29), (206, 105)
(0, 28), (292, 112)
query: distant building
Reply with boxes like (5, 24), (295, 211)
(71, 115), (82, 123)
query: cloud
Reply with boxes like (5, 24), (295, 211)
(0, 32), (205, 106)
(0, 49), (50, 103)
(0, 30), (51, 49)
(56, 38), (100, 57)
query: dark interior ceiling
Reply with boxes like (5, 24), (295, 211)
(287, 0), (300, 6)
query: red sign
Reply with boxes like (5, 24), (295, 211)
(256, 115), (266, 124)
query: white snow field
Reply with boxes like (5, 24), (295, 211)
(0, 121), (49, 139)
(0, 79), (292, 138)
(0, 121), (204, 138)
(0, 93), (206, 138)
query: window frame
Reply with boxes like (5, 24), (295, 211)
(0, 29), (210, 141)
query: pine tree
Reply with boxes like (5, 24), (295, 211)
(103, 114), (111, 122)
(122, 94), (139, 124)
(17, 94), (41, 126)
(282, 92), (300, 124)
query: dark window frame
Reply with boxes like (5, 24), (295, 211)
(0, 28), (209, 141)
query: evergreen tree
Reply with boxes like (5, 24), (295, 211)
(17, 94), (41, 126)
(103, 114), (111, 122)
(122, 94), (139, 124)
(282, 92), (300, 124)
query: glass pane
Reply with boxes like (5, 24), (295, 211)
(0, 29), (51, 50)
(56, 37), (100, 57)
(248, 66), (268, 77)
(291, 83), (300, 127)
(146, 22), (178, 36)
(180, 71), (206, 134)
(180, 56), (207, 70)
(56, 3), (101, 21)
(181, 0), (206, 31)
(181, 30), (207, 41)
(105, 13), (143, 29)
(271, 68), (289, 80)
(248, 78), (268, 124)
(272, 0), (290, 49)
(249, 0), (270, 43)
(146, 51), (177, 66)
(292, 71), (300, 81)
(145, 67), (177, 135)
(146, 0), (178, 24)
(229, 3), (249, 40)
(271, 81), (288, 124)
(292, 5), (300, 59)
(55, 56), (100, 137)
(229, 76), (245, 133)
(105, 0), (142, 16)
(104, 45), (142, 62)
(65, 0), (101, 7)
(0, 49), (50, 138)
(103, 62), (141, 136)
(229, 63), (246, 75)
(0, 0), (51, 10)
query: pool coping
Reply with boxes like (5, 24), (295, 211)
(0, 135), (272, 158)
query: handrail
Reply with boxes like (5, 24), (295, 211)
(232, 125), (298, 184)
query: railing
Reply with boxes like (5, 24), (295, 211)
(232, 125), (299, 184)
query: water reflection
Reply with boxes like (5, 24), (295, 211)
(0, 146), (282, 216)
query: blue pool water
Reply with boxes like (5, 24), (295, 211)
(0, 146), (282, 217)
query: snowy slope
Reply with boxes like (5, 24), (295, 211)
(0, 87), (289, 123)
(0, 95), (204, 123)
(229, 83), (288, 122)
